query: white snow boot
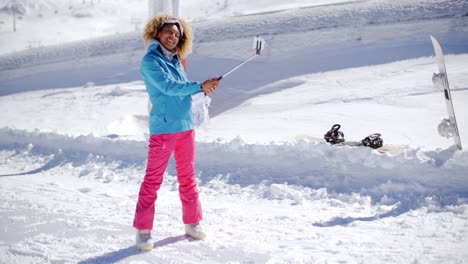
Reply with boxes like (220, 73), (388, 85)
(185, 223), (206, 240)
(136, 229), (154, 251)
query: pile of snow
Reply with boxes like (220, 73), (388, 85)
(1, 130), (467, 263)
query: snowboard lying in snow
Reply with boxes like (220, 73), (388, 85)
(296, 124), (408, 155)
(295, 134), (408, 155)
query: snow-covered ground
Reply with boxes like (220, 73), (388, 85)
(1, 0), (468, 263)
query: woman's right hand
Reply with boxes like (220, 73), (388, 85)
(201, 78), (221, 95)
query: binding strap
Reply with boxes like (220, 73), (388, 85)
(324, 124), (345, 144)
(361, 133), (383, 149)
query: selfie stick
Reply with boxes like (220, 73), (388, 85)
(217, 36), (265, 81)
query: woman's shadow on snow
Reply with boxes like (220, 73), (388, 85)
(0, 153), (66, 177)
(312, 190), (463, 228)
(312, 202), (409, 227)
(78, 235), (188, 264)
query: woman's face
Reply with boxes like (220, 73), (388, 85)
(157, 24), (180, 51)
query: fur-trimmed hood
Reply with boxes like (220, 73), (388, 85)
(143, 14), (193, 58)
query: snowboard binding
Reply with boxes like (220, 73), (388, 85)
(361, 133), (383, 149)
(324, 124), (383, 149)
(437, 118), (456, 138)
(324, 124), (345, 144)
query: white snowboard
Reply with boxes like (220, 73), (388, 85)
(430, 35), (462, 150)
(295, 134), (408, 156)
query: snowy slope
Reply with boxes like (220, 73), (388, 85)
(1, 55), (468, 148)
(1, 0), (468, 263)
(0, 0), (358, 55)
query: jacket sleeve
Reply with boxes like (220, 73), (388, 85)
(141, 56), (202, 96)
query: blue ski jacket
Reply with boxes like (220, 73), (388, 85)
(141, 42), (202, 135)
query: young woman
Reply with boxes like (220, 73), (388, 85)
(133, 14), (220, 251)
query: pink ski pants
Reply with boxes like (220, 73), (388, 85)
(133, 129), (202, 230)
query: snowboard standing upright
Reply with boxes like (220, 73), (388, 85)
(430, 35), (462, 150)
